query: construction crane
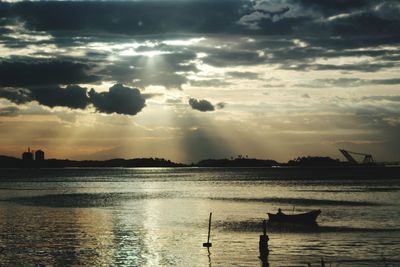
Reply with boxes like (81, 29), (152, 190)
(339, 149), (375, 165)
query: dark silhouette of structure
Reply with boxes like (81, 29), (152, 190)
(35, 150), (45, 161)
(22, 148), (33, 161)
(339, 149), (375, 165)
(21, 148), (45, 161)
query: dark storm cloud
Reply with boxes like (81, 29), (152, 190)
(188, 98), (215, 112)
(0, 60), (98, 87)
(0, 87), (31, 104)
(0, 0), (398, 42)
(243, 0), (399, 34)
(0, 85), (89, 109)
(0, 0), (399, 87)
(0, 1), (247, 35)
(330, 13), (400, 37)
(30, 85), (90, 109)
(0, 84), (147, 115)
(234, 0), (400, 70)
(1, 0), (391, 38)
(88, 84), (146, 115)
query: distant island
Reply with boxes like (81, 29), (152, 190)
(0, 155), (185, 168)
(0, 153), (393, 169)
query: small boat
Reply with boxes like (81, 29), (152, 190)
(267, 209), (321, 225)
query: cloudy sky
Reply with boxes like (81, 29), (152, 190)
(0, 0), (399, 163)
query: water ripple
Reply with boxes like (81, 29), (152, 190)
(217, 220), (400, 233)
(6, 192), (175, 208)
(210, 197), (381, 206)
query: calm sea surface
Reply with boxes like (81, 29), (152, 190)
(0, 167), (399, 266)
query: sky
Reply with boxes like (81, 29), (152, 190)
(0, 0), (400, 163)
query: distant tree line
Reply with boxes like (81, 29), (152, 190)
(0, 154), (367, 168)
(0, 156), (185, 168)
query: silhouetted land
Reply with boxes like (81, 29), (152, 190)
(285, 156), (346, 166)
(0, 156), (185, 168)
(0, 155), (396, 168)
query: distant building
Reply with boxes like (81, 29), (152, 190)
(35, 150), (45, 161)
(22, 148), (34, 161)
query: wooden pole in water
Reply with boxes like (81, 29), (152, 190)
(259, 220), (269, 260)
(203, 212), (212, 248)
(263, 219), (267, 236)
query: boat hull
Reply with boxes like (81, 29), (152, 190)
(267, 210), (321, 224)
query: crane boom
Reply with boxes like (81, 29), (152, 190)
(342, 150), (371, 156)
(339, 149), (375, 165)
(339, 149), (358, 164)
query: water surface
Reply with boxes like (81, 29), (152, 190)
(0, 167), (399, 266)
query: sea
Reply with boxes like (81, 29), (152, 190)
(0, 167), (399, 266)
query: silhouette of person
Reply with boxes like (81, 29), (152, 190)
(277, 208), (283, 215)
